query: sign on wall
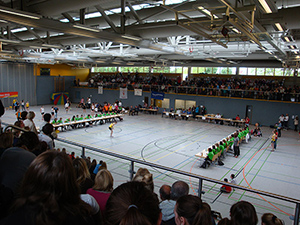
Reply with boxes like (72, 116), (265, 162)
(134, 89), (142, 96)
(120, 88), (128, 99)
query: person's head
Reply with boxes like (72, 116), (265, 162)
(261, 213), (284, 225)
(105, 181), (161, 225)
(0, 132), (13, 149)
(175, 195), (212, 225)
(224, 178), (228, 182)
(42, 123), (54, 136)
(159, 184), (171, 201)
(231, 174), (235, 179)
(93, 169), (114, 192)
(230, 201), (258, 225)
(15, 151), (91, 224)
(27, 111), (35, 120)
(73, 158), (91, 185)
(21, 111), (28, 120)
(171, 181), (189, 200)
(16, 131), (40, 152)
(132, 168), (154, 192)
(99, 161), (107, 171)
(43, 113), (51, 123)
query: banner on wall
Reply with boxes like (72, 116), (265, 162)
(151, 91), (164, 100)
(120, 88), (128, 99)
(134, 89), (142, 96)
(98, 86), (103, 94)
(0, 92), (18, 98)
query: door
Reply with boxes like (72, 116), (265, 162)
(246, 105), (253, 122)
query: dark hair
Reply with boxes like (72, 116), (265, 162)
(42, 123), (54, 135)
(16, 131), (40, 151)
(0, 132), (13, 149)
(175, 195), (212, 225)
(224, 178), (228, 182)
(43, 113), (51, 123)
(171, 181), (189, 200)
(261, 213), (284, 225)
(105, 181), (160, 225)
(21, 111), (28, 120)
(230, 201), (258, 225)
(159, 184), (171, 200)
(13, 151), (92, 225)
(231, 174), (235, 179)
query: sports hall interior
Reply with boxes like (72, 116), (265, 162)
(1, 0), (300, 224)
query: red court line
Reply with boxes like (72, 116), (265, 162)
(242, 145), (291, 216)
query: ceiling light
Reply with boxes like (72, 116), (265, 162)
(198, 6), (218, 19)
(232, 28), (240, 34)
(95, 60), (105, 63)
(112, 61), (121, 64)
(284, 37), (291, 42)
(73, 24), (100, 32)
(0, 7), (41, 19)
(121, 35), (141, 41)
(275, 23), (284, 31)
(258, 0), (272, 13)
(0, 19), (7, 23)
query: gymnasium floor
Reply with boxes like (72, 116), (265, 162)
(1, 105), (300, 224)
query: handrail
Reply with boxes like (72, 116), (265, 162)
(57, 137), (300, 204)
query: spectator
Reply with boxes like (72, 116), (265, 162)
(73, 158), (94, 194)
(38, 123), (54, 150)
(132, 168), (154, 192)
(219, 201), (258, 225)
(23, 111), (38, 134)
(93, 160), (103, 175)
(294, 116), (299, 131)
(220, 178), (232, 193)
(284, 113), (289, 129)
(160, 180), (189, 224)
(105, 181), (161, 225)
(87, 169), (113, 216)
(0, 132), (13, 158)
(261, 213), (284, 225)
(159, 184), (175, 223)
(0, 151), (96, 225)
(174, 195), (212, 225)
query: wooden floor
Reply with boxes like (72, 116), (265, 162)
(2, 105), (300, 224)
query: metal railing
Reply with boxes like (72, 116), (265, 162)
(79, 83), (300, 102)
(57, 137), (300, 225)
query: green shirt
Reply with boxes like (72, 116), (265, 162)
(219, 145), (225, 153)
(208, 151), (214, 161)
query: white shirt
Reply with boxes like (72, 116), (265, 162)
(38, 133), (54, 150)
(284, 116), (289, 122)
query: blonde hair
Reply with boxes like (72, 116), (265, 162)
(73, 158), (91, 184)
(133, 168), (154, 192)
(93, 169), (114, 192)
(98, 161), (107, 171)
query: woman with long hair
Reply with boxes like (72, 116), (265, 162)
(0, 151), (95, 225)
(174, 195), (213, 225)
(73, 158), (94, 194)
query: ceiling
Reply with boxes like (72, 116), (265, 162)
(0, 0), (300, 68)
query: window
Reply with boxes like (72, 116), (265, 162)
(257, 68), (264, 76)
(248, 68), (256, 76)
(275, 68), (284, 76)
(239, 67), (247, 75)
(228, 67), (237, 75)
(191, 67), (198, 74)
(265, 68), (274, 76)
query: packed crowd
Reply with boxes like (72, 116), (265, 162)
(84, 73), (300, 95)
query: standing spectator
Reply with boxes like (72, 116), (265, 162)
(25, 101), (29, 111)
(23, 111), (38, 134)
(13, 100), (19, 112)
(271, 129), (278, 152)
(15, 108), (21, 121)
(277, 120), (282, 137)
(21, 100), (25, 111)
(284, 113), (289, 129)
(40, 105), (45, 116)
(65, 101), (70, 114)
(294, 116), (299, 131)
(53, 105), (59, 118)
(233, 133), (240, 158)
(279, 114), (284, 124)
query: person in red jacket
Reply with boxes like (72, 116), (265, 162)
(220, 178), (232, 193)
